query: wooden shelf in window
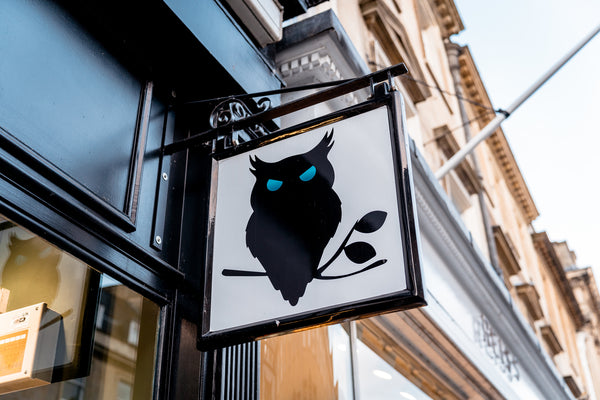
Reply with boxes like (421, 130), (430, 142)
(515, 282), (544, 321)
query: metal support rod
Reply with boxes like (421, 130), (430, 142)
(182, 79), (356, 106)
(163, 63), (408, 155)
(435, 22), (600, 180)
(348, 321), (361, 400)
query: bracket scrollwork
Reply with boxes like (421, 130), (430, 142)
(209, 97), (272, 148)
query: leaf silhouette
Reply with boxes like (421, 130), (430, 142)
(355, 211), (387, 233)
(344, 242), (376, 264)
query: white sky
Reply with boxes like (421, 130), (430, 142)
(451, 0), (600, 274)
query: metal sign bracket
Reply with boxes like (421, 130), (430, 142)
(161, 63), (408, 156)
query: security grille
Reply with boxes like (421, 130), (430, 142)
(220, 341), (260, 400)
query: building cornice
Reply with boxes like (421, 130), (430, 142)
(275, 10), (371, 108)
(279, 51), (343, 83)
(568, 267), (600, 328)
(532, 232), (586, 330)
(457, 46), (539, 223)
(427, 0), (464, 38)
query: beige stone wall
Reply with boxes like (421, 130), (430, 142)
(297, 1), (596, 397)
(568, 268), (600, 399)
(584, 335), (600, 399)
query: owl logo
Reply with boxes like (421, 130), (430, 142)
(222, 130), (388, 306)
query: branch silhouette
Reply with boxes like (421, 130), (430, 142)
(222, 269), (266, 277)
(315, 259), (387, 280)
(222, 210), (388, 279)
(316, 211), (387, 276)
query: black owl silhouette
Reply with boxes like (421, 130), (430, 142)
(222, 130), (388, 306)
(244, 131), (341, 306)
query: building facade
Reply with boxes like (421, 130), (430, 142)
(0, 0), (597, 399)
(559, 242), (600, 400)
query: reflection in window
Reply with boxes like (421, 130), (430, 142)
(117, 381), (132, 400)
(0, 216), (159, 399)
(260, 324), (354, 400)
(356, 340), (431, 400)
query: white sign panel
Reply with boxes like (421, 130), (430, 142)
(201, 93), (423, 348)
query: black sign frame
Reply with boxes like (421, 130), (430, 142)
(199, 89), (425, 350)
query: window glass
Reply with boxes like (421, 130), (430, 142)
(356, 339), (432, 400)
(0, 216), (159, 399)
(260, 324), (354, 400)
(327, 325), (354, 400)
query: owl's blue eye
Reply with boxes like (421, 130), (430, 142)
(266, 179), (283, 191)
(299, 165), (316, 182)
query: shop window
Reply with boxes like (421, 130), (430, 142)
(0, 216), (159, 399)
(356, 340), (431, 400)
(259, 324), (354, 400)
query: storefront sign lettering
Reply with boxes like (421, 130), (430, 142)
(474, 314), (520, 381)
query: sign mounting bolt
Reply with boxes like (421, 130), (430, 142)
(162, 172), (168, 181)
(155, 236), (162, 245)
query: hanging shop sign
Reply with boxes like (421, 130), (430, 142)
(199, 88), (425, 349)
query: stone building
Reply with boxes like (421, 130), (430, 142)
(559, 242), (600, 400)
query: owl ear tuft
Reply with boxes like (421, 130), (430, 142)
(314, 129), (335, 155)
(249, 155), (266, 176)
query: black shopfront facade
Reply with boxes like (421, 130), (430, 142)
(0, 0), (319, 398)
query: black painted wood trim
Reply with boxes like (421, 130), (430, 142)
(125, 81), (154, 224)
(0, 149), (184, 287)
(0, 125), (136, 232)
